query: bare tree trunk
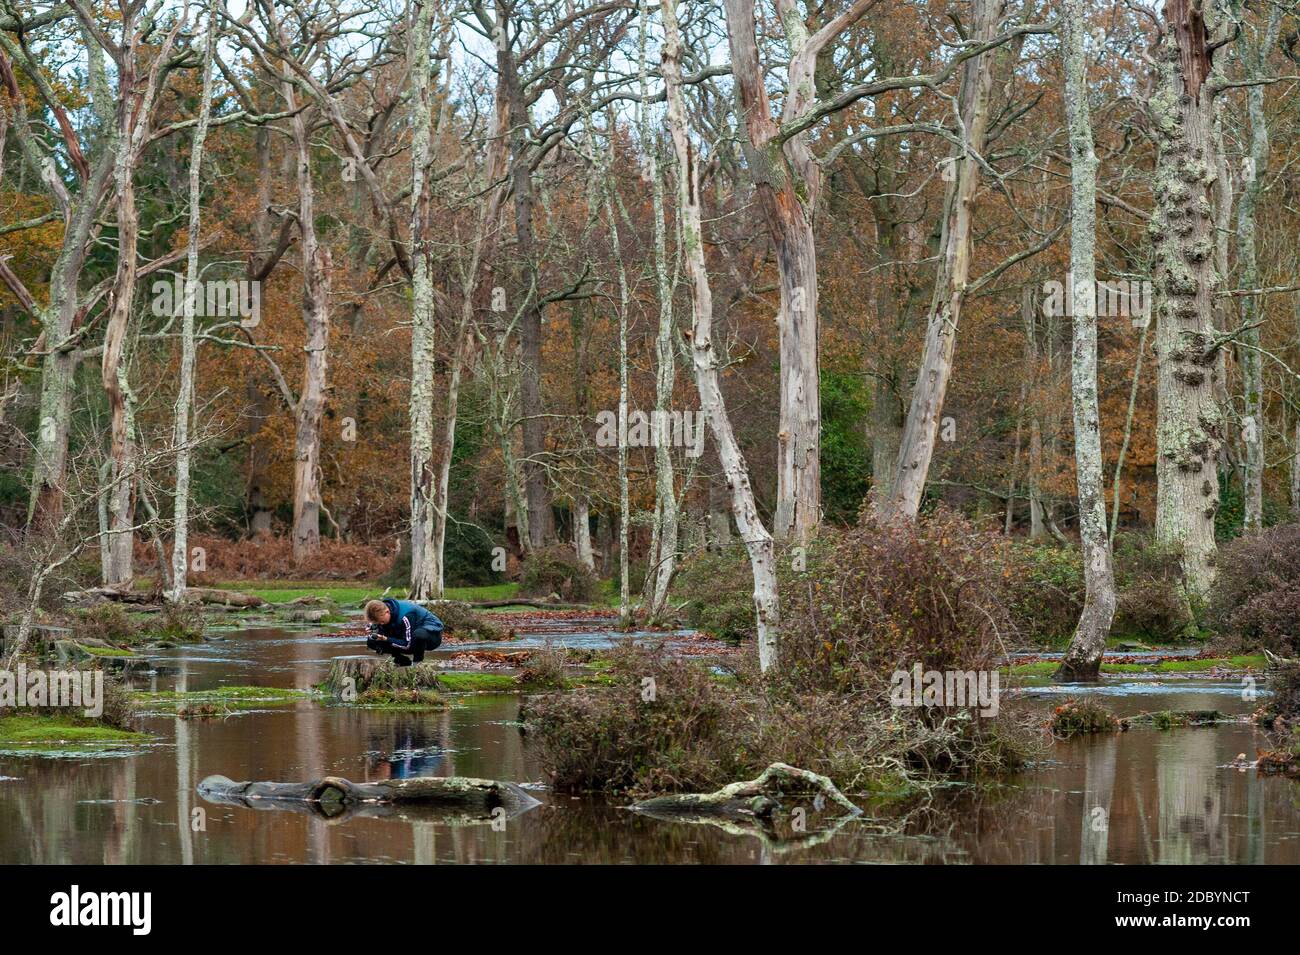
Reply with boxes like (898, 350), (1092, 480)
(708, 472), (732, 550)
(3, 34), (119, 531)
(1110, 319), (1150, 538)
(886, 0), (1004, 520)
(664, 0), (778, 671)
(605, 179), (632, 625)
(639, 14), (678, 620)
(1235, 6), (1282, 532)
(720, 0), (831, 540)
(496, 3), (552, 549)
(572, 497), (595, 570)
(408, 0), (440, 598)
(1151, 0), (1227, 599)
(1292, 418), (1300, 520)
(98, 5), (184, 588)
(288, 88), (330, 563)
(1056, 0), (1117, 682)
(170, 11), (218, 603)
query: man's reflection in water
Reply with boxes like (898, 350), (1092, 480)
(365, 718), (445, 780)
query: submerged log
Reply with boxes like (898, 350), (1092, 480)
(184, 587), (264, 608)
(468, 598), (593, 611)
(630, 763), (861, 822)
(197, 774), (541, 821)
(1118, 709), (1227, 729)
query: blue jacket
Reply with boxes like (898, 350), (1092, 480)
(373, 598), (444, 651)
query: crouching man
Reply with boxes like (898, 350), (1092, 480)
(364, 598), (445, 667)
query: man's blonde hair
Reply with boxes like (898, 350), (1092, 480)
(364, 599), (389, 623)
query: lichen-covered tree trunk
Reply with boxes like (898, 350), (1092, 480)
(102, 93), (140, 589)
(1235, 6), (1282, 532)
(1150, 0), (1227, 599)
(99, 6), (183, 588)
(664, 0), (779, 671)
(408, 0), (439, 598)
(8, 41), (119, 531)
(639, 15), (678, 621)
(1055, 0), (1116, 683)
(886, 0), (1004, 520)
(169, 12), (218, 603)
(288, 91), (330, 563)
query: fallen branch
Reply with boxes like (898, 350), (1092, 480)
(630, 763), (861, 822)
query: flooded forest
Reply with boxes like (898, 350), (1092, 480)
(2, 0), (1300, 895)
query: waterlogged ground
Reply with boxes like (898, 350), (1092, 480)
(2, 622), (1299, 864)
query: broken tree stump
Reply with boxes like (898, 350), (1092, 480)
(197, 774), (541, 821)
(322, 655), (383, 695)
(630, 763), (861, 822)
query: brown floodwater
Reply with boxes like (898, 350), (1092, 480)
(1, 624), (1298, 864)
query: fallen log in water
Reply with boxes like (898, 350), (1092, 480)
(630, 763), (861, 823)
(197, 774), (541, 821)
(61, 586), (264, 608)
(1118, 709), (1228, 729)
(468, 598), (593, 611)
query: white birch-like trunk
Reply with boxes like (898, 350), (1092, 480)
(663, 0), (779, 671)
(1235, 7), (1281, 531)
(605, 185), (632, 625)
(287, 84), (331, 563)
(408, 0), (439, 598)
(1056, 0), (1117, 682)
(169, 12), (218, 603)
(638, 5), (678, 620)
(573, 497), (595, 570)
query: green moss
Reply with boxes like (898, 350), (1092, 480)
(130, 685), (317, 707)
(218, 581), (520, 607)
(435, 672), (519, 692)
(351, 688), (448, 710)
(0, 714), (149, 746)
(1004, 654), (1266, 678)
(80, 645), (136, 658)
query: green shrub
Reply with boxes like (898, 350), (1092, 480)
(780, 510), (1012, 693)
(382, 522), (505, 589)
(1111, 534), (1194, 641)
(1049, 699), (1117, 737)
(519, 545), (598, 602)
(429, 600), (502, 640)
(525, 511), (1042, 796)
(1006, 540), (1085, 644)
(75, 604), (143, 646)
(672, 544), (755, 642)
(151, 601), (206, 643)
(1006, 532), (1193, 646)
(1209, 523), (1300, 655)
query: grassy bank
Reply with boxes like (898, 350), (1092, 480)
(1005, 654), (1267, 678)
(0, 714), (149, 747)
(130, 685), (318, 707)
(214, 580), (520, 608)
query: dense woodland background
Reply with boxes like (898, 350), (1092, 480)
(2, 0), (1298, 634)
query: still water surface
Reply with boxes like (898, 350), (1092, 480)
(1, 626), (1297, 864)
